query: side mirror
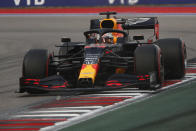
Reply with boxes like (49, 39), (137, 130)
(61, 38), (71, 43)
(133, 36), (144, 41)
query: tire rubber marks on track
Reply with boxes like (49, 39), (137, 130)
(1, 62), (196, 131)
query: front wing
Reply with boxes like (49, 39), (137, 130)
(18, 72), (158, 93)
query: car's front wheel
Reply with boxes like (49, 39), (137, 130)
(135, 44), (164, 89)
(22, 49), (49, 93)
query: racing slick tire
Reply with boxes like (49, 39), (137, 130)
(22, 49), (49, 94)
(135, 44), (164, 89)
(155, 38), (187, 79)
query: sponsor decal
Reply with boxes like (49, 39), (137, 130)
(13, 0), (45, 6)
(127, 18), (150, 25)
(0, 0), (195, 7)
(81, 72), (94, 75)
(84, 56), (99, 65)
(108, 0), (139, 5)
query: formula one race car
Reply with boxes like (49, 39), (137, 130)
(18, 12), (187, 94)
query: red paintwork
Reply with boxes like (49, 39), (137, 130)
(163, 80), (182, 87)
(36, 102), (117, 108)
(0, 128), (40, 131)
(186, 68), (196, 73)
(155, 23), (159, 40)
(33, 96), (132, 109)
(63, 96), (132, 100)
(0, 119), (66, 131)
(81, 64), (87, 70)
(107, 82), (123, 86)
(25, 79), (40, 82)
(139, 78), (146, 81)
(40, 85), (49, 88)
(54, 98), (124, 103)
(0, 119), (67, 122)
(1, 7), (196, 14)
(0, 123), (54, 126)
(91, 64), (99, 73)
(157, 47), (161, 81)
(33, 82), (39, 85)
(51, 85), (66, 89)
(105, 50), (113, 54)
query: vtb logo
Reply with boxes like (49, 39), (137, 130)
(14, 0), (45, 6)
(108, 0), (139, 5)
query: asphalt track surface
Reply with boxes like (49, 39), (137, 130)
(0, 14), (196, 120)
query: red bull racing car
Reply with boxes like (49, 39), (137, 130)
(18, 12), (187, 94)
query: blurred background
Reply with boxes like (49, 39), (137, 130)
(0, 0), (196, 8)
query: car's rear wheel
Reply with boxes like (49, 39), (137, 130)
(135, 44), (163, 89)
(23, 49), (49, 93)
(155, 38), (186, 79)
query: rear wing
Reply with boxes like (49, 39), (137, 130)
(122, 17), (159, 39)
(122, 17), (158, 29)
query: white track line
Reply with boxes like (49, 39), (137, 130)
(90, 93), (142, 96)
(186, 67), (196, 68)
(27, 110), (91, 113)
(44, 76), (196, 131)
(185, 74), (196, 77)
(187, 63), (196, 65)
(48, 106), (103, 110)
(41, 94), (148, 131)
(101, 90), (135, 93)
(14, 114), (80, 118)
(15, 63), (196, 131)
(102, 90), (154, 93)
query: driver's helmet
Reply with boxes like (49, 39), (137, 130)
(88, 33), (100, 43)
(102, 33), (114, 44)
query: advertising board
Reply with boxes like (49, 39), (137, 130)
(0, 0), (195, 8)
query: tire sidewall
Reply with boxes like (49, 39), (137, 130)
(155, 38), (186, 78)
(23, 49), (49, 79)
(135, 44), (163, 86)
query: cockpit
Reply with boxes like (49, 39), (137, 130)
(84, 28), (128, 44)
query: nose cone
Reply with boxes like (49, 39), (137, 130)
(78, 64), (99, 84)
(78, 78), (93, 88)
